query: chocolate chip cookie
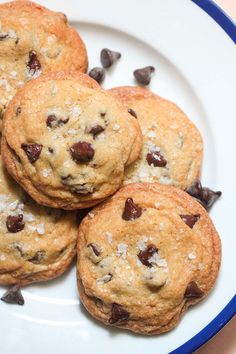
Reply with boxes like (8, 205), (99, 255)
(77, 183), (221, 335)
(0, 0), (88, 130)
(2, 72), (142, 209)
(109, 86), (203, 189)
(0, 156), (78, 285)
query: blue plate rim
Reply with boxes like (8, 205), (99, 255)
(170, 1), (236, 353)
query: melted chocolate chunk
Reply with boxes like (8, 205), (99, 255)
(87, 243), (101, 257)
(1, 285), (24, 305)
(0, 34), (9, 41)
(88, 67), (105, 84)
(21, 143), (42, 163)
(109, 303), (130, 324)
(87, 124), (104, 138)
(146, 151), (167, 167)
(100, 48), (121, 68)
(122, 198), (142, 221)
(133, 66), (155, 85)
(185, 180), (222, 210)
(70, 141), (95, 163)
(46, 114), (69, 128)
(180, 214), (200, 228)
(184, 281), (204, 298)
(28, 250), (45, 264)
(27, 50), (41, 75)
(16, 107), (21, 116)
(138, 244), (158, 267)
(128, 108), (137, 118)
(6, 214), (24, 233)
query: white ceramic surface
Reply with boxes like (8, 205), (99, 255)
(0, 1), (235, 353)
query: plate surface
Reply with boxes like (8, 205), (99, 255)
(0, 0), (235, 353)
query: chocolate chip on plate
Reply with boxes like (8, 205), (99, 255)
(87, 243), (101, 257)
(138, 244), (158, 267)
(128, 108), (137, 119)
(21, 143), (42, 163)
(1, 285), (24, 305)
(6, 214), (25, 233)
(133, 66), (155, 85)
(180, 214), (200, 228)
(185, 180), (222, 210)
(70, 141), (95, 163)
(109, 303), (130, 324)
(146, 151), (167, 167)
(184, 281), (204, 298)
(122, 198), (142, 221)
(27, 50), (41, 75)
(88, 67), (105, 84)
(28, 250), (45, 264)
(100, 48), (121, 68)
(86, 124), (104, 138)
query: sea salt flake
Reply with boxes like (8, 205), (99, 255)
(96, 274), (112, 285)
(67, 128), (78, 135)
(147, 130), (156, 138)
(137, 240), (146, 251)
(27, 225), (36, 232)
(155, 202), (160, 208)
(24, 212), (36, 222)
(10, 71), (17, 78)
(71, 106), (81, 115)
(117, 243), (128, 259)
(42, 169), (50, 177)
(113, 124), (120, 131)
(136, 259), (142, 267)
(0, 255), (6, 261)
(88, 212), (94, 219)
(36, 223), (45, 235)
(105, 232), (113, 244)
(188, 252), (196, 260)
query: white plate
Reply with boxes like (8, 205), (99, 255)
(0, 0), (235, 353)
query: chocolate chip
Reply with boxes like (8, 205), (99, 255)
(16, 107), (21, 116)
(133, 66), (155, 85)
(27, 50), (41, 75)
(28, 250), (45, 264)
(86, 124), (104, 138)
(180, 214), (200, 228)
(88, 67), (105, 84)
(128, 108), (137, 118)
(122, 198), (142, 221)
(46, 114), (69, 128)
(100, 112), (106, 117)
(146, 151), (167, 167)
(1, 285), (24, 305)
(100, 48), (121, 68)
(184, 281), (204, 298)
(6, 214), (24, 233)
(87, 243), (101, 257)
(138, 244), (158, 267)
(109, 303), (129, 324)
(0, 34), (9, 41)
(21, 143), (42, 163)
(70, 141), (95, 163)
(185, 180), (222, 210)
(48, 147), (54, 154)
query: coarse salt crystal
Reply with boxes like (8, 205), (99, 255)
(0, 254), (6, 261)
(105, 232), (113, 244)
(137, 240), (146, 251)
(188, 252), (196, 260)
(155, 202), (160, 208)
(36, 223), (45, 235)
(117, 243), (128, 259)
(96, 274), (112, 285)
(71, 106), (81, 115)
(113, 124), (120, 131)
(136, 259), (142, 267)
(10, 71), (17, 78)
(147, 131), (156, 138)
(67, 128), (78, 135)
(88, 212), (94, 219)
(24, 212), (36, 222)
(42, 169), (50, 178)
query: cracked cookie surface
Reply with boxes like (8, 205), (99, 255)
(0, 0), (88, 130)
(0, 156), (78, 285)
(77, 183), (221, 335)
(2, 72), (142, 209)
(109, 86), (203, 189)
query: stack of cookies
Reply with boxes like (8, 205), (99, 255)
(0, 0), (221, 335)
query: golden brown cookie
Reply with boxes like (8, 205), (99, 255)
(0, 156), (78, 285)
(77, 183), (221, 335)
(0, 0), (88, 130)
(109, 86), (203, 190)
(2, 72), (142, 209)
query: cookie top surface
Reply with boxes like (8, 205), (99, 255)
(2, 73), (142, 209)
(109, 86), (203, 190)
(77, 183), (221, 334)
(0, 0), (88, 129)
(0, 155), (78, 285)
